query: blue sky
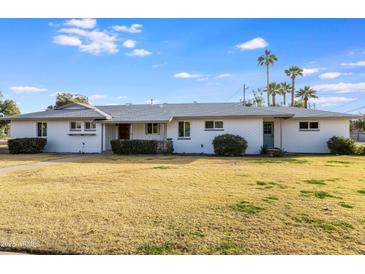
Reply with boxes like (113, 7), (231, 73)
(1, 18), (365, 114)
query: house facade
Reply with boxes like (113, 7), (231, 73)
(3, 102), (355, 154)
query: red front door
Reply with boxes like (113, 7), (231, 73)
(118, 124), (130, 139)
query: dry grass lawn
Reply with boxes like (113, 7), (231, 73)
(0, 154), (364, 254)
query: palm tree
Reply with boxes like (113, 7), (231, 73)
(296, 86), (318, 108)
(265, 82), (280, 106)
(285, 65), (303, 107)
(258, 50), (278, 106)
(278, 82), (291, 106)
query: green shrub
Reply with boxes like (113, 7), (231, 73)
(327, 136), (356, 155)
(212, 134), (247, 156)
(110, 139), (173, 154)
(7, 138), (47, 154)
(354, 144), (365, 155)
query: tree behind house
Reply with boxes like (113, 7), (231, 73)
(296, 86), (318, 109)
(0, 91), (21, 138)
(258, 50), (278, 106)
(48, 92), (90, 109)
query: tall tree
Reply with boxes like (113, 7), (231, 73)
(266, 82), (280, 106)
(49, 92), (89, 109)
(278, 82), (292, 106)
(252, 88), (264, 107)
(0, 91), (21, 138)
(285, 65), (303, 107)
(258, 50), (278, 106)
(296, 86), (318, 109)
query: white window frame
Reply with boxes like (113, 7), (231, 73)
(299, 121), (320, 131)
(145, 123), (160, 135)
(84, 121), (96, 131)
(70, 121), (82, 131)
(37, 122), (47, 137)
(178, 121), (190, 139)
(205, 120), (224, 131)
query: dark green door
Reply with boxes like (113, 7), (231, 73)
(263, 122), (274, 148)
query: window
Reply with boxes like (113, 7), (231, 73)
(70, 121), (82, 131)
(205, 120), (224, 130)
(299, 121), (319, 131)
(85, 121), (96, 131)
(37, 122), (47, 137)
(178, 121), (190, 138)
(263, 122), (273, 134)
(145, 123), (160, 134)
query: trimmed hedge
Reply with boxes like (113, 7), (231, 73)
(212, 134), (247, 156)
(8, 138), (47, 154)
(327, 136), (356, 155)
(327, 136), (365, 155)
(111, 139), (173, 154)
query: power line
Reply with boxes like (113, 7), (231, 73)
(344, 105), (365, 113)
(227, 87), (242, 101)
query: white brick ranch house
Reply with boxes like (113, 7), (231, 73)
(2, 102), (356, 154)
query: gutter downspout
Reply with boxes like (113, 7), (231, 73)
(280, 119), (283, 150)
(101, 123), (104, 153)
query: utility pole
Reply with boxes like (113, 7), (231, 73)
(243, 84), (248, 106)
(150, 99), (153, 105)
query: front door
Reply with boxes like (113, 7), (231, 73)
(118, 124), (130, 139)
(263, 122), (274, 148)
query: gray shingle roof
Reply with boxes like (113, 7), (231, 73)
(1, 102), (357, 121)
(2, 108), (107, 120)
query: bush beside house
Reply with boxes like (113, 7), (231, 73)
(212, 134), (247, 156)
(111, 139), (173, 154)
(327, 136), (365, 155)
(8, 138), (47, 154)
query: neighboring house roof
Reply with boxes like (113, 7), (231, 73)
(1, 102), (357, 122)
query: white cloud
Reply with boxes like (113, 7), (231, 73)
(79, 31), (118, 55)
(196, 77), (209, 81)
(116, 96), (127, 100)
(54, 28), (118, 55)
(127, 49), (152, 57)
(152, 62), (167, 68)
(10, 86), (47, 94)
(174, 72), (202, 79)
(319, 72), (352, 79)
(59, 28), (88, 36)
(310, 96), (356, 107)
(64, 19), (97, 29)
(112, 24), (143, 33)
(53, 35), (82, 46)
(122, 39), (136, 48)
(216, 73), (232, 79)
(89, 94), (107, 100)
(236, 37), (268, 51)
(313, 82), (365, 94)
(341, 60), (365, 67)
(302, 67), (322, 76)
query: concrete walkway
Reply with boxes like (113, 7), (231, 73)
(0, 156), (86, 175)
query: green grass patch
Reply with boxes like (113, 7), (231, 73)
(231, 201), (263, 215)
(263, 195), (279, 203)
(153, 166), (175, 170)
(249, 159), (308, 164)
(338, 202), (353, 209)
(314, 191), (335, 199)
(357, 189), (365, 194)
(304, 179), (326, 185)
(294, 215), (353, 233)
(327, 160), (353, 165)
(138, 243), (172, 254)
(256, 181), (267, 186)
(211, 241), (246, 255)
